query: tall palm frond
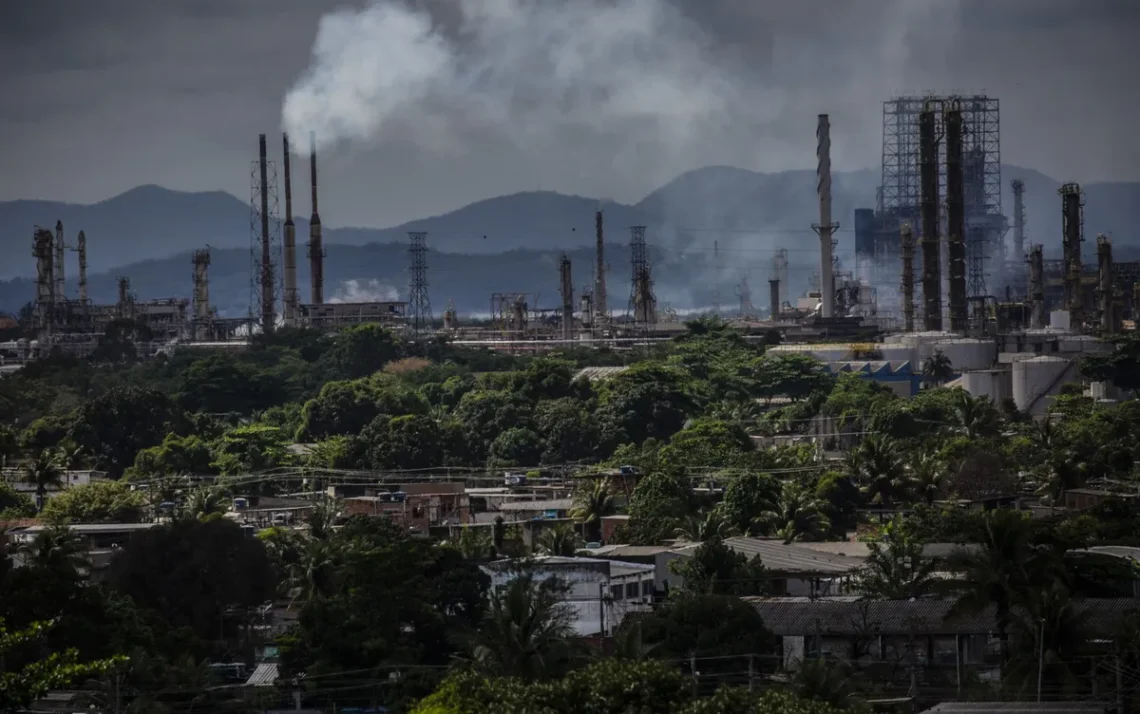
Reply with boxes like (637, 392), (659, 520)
(537, 523), (581, 557)
(756, 479), (830, 544)
(470, 570), (577, 680)
(570, 478), (614, 543)
(23, 448), (64, 512)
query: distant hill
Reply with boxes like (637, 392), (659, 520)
(2, 166), (1137, 315)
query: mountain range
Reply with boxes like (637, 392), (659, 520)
(1, 166), (1137, 315)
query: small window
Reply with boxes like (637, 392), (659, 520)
(610, 585), (623, 601)
(642, 580), (653, 597)
(625, 582), (639, 599)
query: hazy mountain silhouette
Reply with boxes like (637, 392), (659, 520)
(1, 166), (1137, 315)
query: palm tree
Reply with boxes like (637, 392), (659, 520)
(943, 509), (1040, 664)
(674, 509), (734, 543)
(297, 540), (341, 607)
(470, 570), (577, 679)
(755, 479), (830, 544)
(180, 487), (228, 521)
(854, 518), (939, 599)
(951, 390), (999, 439)
(610, 621), (658, 662)
(23, 448), (64, 512)
(537, 523), (581, 557)
(922, 350), (954, 388)
(570, 478), (614, 543)
(845, 435), (906, 506)
(906, 452), (946, 506)
(1005, 582), (1090, 694)
(19, 525), (89, 576)
(306, 497), (340, 541)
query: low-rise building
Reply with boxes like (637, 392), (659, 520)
(5, 522), (158, 577)
(668, 537), (864, 597)
(342, 482), (470, 533)
(480, 556), (655, 636)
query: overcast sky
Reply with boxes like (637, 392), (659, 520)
(2, 0), (1137, 228)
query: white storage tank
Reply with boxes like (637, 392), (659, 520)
(929, 338), (997, 372)
(961, 369), (1013, 403)
(1050, 310), (1071, 331)
(1013, 355), (1073, 415)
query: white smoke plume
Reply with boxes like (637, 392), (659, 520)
(282, 0), (765, 157)
(328, 279), (401, 303)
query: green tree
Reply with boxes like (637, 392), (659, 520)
(67, 387), (186, 477)
(488, 428), (543, 468)
(0, 482), (34, 519)
(625, 471), (695, 545)
(21, 449), (63, 512)
(176, 354), (287, 415)
(469, 570), (577, 679)
(534, 398), (598, 464)
(845, 435), (905, 506)
(128, 434), (215, 478)
(210, 424), (290, 475)
(321, 324), (404, 380)
(756, 479), (830, 543)
(570, 479), (614, 543)
(921, 350), (954, 387)
(1081, 333), (1140, 394)
(672, 537), (768, 596)
(854, 518), (938, 599)
(0, 619), (126, 713)
(363, 414), (444, 469)
(639, 593), (773, 660)
(720, 473), (779, 535)
(41, 481), (147, 524)
(537, 523), (581, 556)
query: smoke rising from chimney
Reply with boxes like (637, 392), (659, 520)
(282, 0), (762, 158)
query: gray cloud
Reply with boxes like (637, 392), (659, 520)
(1, 0), (1137, 230)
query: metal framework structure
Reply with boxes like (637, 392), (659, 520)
(559, 254), (574, 339)
(736, 276), (755, 316)
(250, 135), (281, 334)
(407, 231), (433, 338)
(876, 95), (1006, 300)
(1010, 179), (1027, 295)
(491, 292), (530, 339)
(627, 225), (657, 330)
(192, 248), (211, 340)
(1060, 183), (1085, 328)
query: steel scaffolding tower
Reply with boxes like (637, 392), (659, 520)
(628, 225), (657, 330)
(408, 231), (433, 338)
(250, 135), (281, 334)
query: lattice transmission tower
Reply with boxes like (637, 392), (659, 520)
(407, 231), (433, 338)
(627, 225), (657, 333)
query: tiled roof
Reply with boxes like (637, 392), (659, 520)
(715, 537), (864, 575)
(747, 597), (1139, 637)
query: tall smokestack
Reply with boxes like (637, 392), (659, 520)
(813, 114), (836, 318)
(117, 276), (133, 318)
(944, 105), (967, 332)
(594, 210), (607, 323)
(919, 106), (942, 331)
(1011, 179), (1027, 292)
(1060, 183), (1084, 329)
(1097, 235), (1115, 335)
(282, 134), (299, 327)
(900, 223), (916, 332)
(308, 131), (324, 305)
(54, 220), (65, 303)
(769, 279), (780, 320)
(559, 254), (574, 340)
(33, 228), (54, 334)
(192, 249), (211, 340)
(1028, 244), (1045, 329)
(258, 134), (275, 333)
(76, 230), (87, 303)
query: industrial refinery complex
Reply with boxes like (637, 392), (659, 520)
(5, 94), (1134, 413)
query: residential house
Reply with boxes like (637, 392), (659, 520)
(228, 496), (315, 528)
(497, 498), (573, 522)
(6, 522), (158, 578)
(748, 596), (1138, 674)
(1, 467), (107, 504)
(667, 537), (864, 597)
(342, 482), (470, 533)
(480, 556), (655, 636)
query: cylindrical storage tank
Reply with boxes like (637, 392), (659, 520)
(1013, 356), (1071, 413)
(877, 345), (915, 362)
(930, 338), (997, 372)
(1049, 310), (1071, 331)
(961, 369), (1013, 403)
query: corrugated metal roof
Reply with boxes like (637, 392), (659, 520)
(717, 537), (864, 575)
(794, 542), (974, 560)
(245, 662), (279, 687)
(748, 597), (1138, 637)
(920, 704), (1108, 713)
(499, 498), (573, 512)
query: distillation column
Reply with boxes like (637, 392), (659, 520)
(1059, 183), (1084, 329)
(769, 279), (780, 320)
(944, 104), (968, 332)
(33, 228), (54, 334)
(282, 133), (299, 327)
(192, 249), (211, 340)
(1097, 235), (1115, 335)
(559, 254), (574, 340)
(594, 210), (607, 324)
(76, 230), (88, 303)
(919, 106), (942, 331)
(900, 223), (916, 332)
(308, 131), (325, 306)
(53, 221), (65, 304)
(1028, 244), (1046, 329)
(1011, 179), (1027, 293)
(813, 115), (837, 318)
